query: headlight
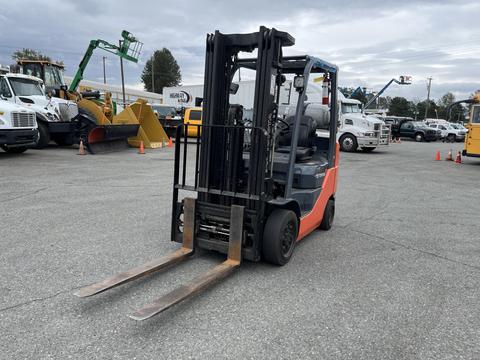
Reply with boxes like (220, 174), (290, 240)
(365, 132), (375, 137)
(358, 132), (365, 136)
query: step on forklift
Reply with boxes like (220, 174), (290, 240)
(74, 26), (340, 320)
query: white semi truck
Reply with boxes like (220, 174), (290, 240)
(0, 99), (38, 153)
(284, 90), (390, 152)
(334, 92), (390, 152)
(0, 71), (78, 148)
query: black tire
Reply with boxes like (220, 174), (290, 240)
(262, 209), (298, 266)
(339, 134), (358, 152)
(447, 134), (456, 143)
(320, 198), (335, 230)
(1, 145), (28, 154)
(414, 132), (424, 142)
(35, 121), (50, 148)
(361, 147), (376, 152)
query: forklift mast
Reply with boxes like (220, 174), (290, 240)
(171, 27), (338, 261)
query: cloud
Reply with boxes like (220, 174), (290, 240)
(0, 0), (478, 100)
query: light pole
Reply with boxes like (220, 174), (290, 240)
(151, 53), (155, 93)
(424, 77), (432, 119)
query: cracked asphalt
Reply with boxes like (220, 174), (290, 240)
(0, 141), (479, 359)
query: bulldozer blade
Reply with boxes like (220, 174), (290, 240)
(74, 198), (197, 298)
(128, 204), (244, 321)
(124, 99), (170, 149)
(86, 124), (140, 154)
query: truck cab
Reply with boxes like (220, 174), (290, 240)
(0, 72), (78, 147)
(0, 99), (38, 153)
(337, 93), (390, 152)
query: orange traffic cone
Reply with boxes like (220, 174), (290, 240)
(168, 137), (173, 148)
(138, 141), (145, 154)
(435, 150), (441, 161)
(78, 140), (86, 155)
(455, 151), (462, 164)
(445, 149), (453, 161)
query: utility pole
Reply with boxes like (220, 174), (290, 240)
(102, 57), (107, 84)
(119, 40), (126, 106)
(151, 53), (155, 93)
(424, 77), (432, 119)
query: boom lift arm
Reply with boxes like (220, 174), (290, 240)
(68, 30), (142, 93)
(364, 76), (411, 109)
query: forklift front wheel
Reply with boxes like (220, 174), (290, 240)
(262, 209), (298, 266)
(319, 198), (335, 231)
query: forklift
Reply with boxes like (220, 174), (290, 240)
(75, 26), (340, 320)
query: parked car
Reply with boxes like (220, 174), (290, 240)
(450, 123), (469, 133)
(398, 121), (439, 142)
(428, 123), (466, 142)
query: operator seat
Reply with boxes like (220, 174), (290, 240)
(276, 115), (316, 161)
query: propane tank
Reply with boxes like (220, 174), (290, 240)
(287, 102), (331, 130)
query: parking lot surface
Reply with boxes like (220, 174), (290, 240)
(1, 141), (479, 359)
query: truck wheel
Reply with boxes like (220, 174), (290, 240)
(262, 209), (298, 266)
(35, 122), (50, 148)
(339, 134), (358, 152)
(415, 133), (424, 142)
(1, 145), (28, 154)
(447, 134), (456, 142)
(361, 147), (376, 152)
(319, 198), (335, 230)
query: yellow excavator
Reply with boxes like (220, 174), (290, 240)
(16, 31), (168, 153)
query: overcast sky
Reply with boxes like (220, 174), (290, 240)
(1, 0), (479, 101)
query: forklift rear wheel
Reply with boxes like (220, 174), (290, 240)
(262, 209), (298, 266)
(320, 198), (335, 230)
(339, 134), (358, 152)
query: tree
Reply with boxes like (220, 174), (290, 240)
(388, 97), (412, 117)
(12, 48), (51, 61)
(141, 48), (181, 94)
(416, 100), (437, 120)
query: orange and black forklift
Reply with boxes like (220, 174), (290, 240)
(75, 26), (340, 320)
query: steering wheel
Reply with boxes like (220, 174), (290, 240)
(276, 118), (290, 131)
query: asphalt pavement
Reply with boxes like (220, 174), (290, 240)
(0, 140), (479, 359)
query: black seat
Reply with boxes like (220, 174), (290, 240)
(277, 115), (316, 161)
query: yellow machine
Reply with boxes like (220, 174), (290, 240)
(16, 31), (169, 153)
(184, 107), (202, 137)
(463, 94), (480, 158)
(76, 95), (169, 152)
